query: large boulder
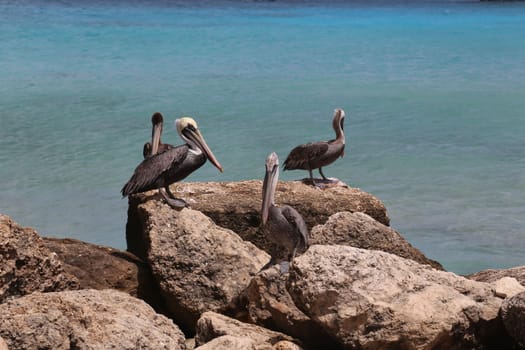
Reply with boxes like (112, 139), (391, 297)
(287, 245), (512, 350)
(42, 237), (163, 312)
(126, 180), (389, 259)
(310, 211), (442, 269)
(0, 289), (186, 350)
(0, 214), (79, 302)
(136, 200), (270, 333)
(500, 291), (525, 347)
(195, 311), (301, 349)
(468, 265), (525, 286)
(241, 265), (340, 349)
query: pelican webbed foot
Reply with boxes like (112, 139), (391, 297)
(159, 187), (187, 210)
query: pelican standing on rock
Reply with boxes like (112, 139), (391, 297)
(284, 108), (345, 185)
(261, 152), (309, 271)
(143, 112), (174, 158)
(122, 117), (223, 209)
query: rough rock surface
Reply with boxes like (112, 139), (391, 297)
(310, 211), (443, 269)
(490, 277), (525, 299)
(0, 214), (79, 302)
(0, 289), (186, 350)
(241, 265), (340, 349)
(195, 311), (301, 349)
(42, 237), (163, 311)
(468, 265), (525, 286)
(126, 180), (389, 259)
(288, 245), (510, 350)
(500, 291), (525, 346)
(194, 335), (256, 350)
(137, 201), (270, 332)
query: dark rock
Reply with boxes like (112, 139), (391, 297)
(501, 291), (525, 347)
(42, 237), (164, 312)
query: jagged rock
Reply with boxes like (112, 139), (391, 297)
(468, 265), (525, 286)
(137, 201), (270, 333)
(42, 237), (164, 312)
(195, 311), (302, 349)
(0, 214), (79, 302)
(500, 291), (525, 346)
(126, 180), (389, 259)
(241, 265), (340, 349)
(287, 245), (511, 350)
(310, 211), (442, 269)
(0, 289), (186, 350)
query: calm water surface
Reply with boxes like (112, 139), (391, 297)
(1, 0), (524, 274)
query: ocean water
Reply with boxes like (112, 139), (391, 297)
(1, 0), (524, 275)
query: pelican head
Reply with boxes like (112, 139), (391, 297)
(332, 108), (345, 142)
(176, 117), (223, 172)
(261, 152), (279, 225)
(333, 108), (345, 130)
(150, 112), (164, 156)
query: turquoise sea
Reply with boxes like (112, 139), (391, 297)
(1, 0), (524, 275)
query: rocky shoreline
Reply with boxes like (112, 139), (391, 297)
(1, 180), (524, 349)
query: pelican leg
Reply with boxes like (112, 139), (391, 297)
(319, 167), (338, 183)
(159, 187), (187, 210)
(303, 169), (321, 187)
(318, 167), (328, 180)
(289, 246), (298, 269)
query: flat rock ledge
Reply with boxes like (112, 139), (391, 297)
(0, 214), (79, 302)
(0, 289), (186, 350)
(195, 311), (302, 349)
(287, 245), (517, 350)
(126, 180), (390, 259)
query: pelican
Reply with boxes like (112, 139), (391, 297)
(122, 117), (223, 209)
(261, 152), (309, 270)
(143, 112), (174, 158)
(283, 108), (345, 185)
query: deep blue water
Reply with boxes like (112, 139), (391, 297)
(1, 0), (524, 274)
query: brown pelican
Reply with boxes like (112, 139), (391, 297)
(143, 112), (174, 158)
(122, 117), (223, 209)
(283, 109), (345, 185)
(261, 152), (309, 271)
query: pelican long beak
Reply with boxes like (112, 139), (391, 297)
(151, 122), (162, 156)
(185, 128), (224, 172)
(261, 152), (279, 225)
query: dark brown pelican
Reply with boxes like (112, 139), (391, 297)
(261, 152), (309, 270)
(122, 117), (223, 209)
(143, 112), (174, 158)
(283, 108), (345, 185)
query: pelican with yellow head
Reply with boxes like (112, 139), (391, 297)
(122, 116), (223, 209)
